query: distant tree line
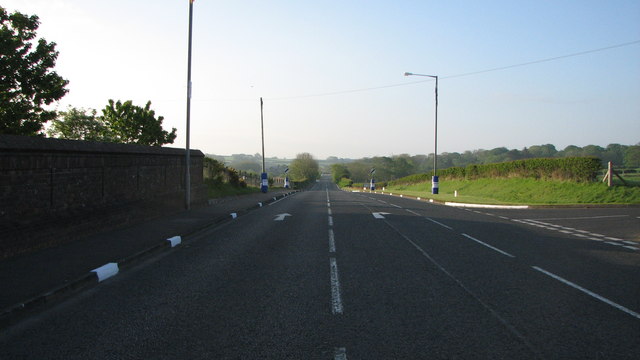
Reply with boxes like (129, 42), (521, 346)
(333, 143), (640, 183)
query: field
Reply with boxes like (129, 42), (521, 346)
(370, 178), (640, 205)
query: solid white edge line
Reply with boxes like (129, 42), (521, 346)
(329, 229), (336, 253)
(532, 266), (640, 320)
(426, 217), (453, 230)
(461, 234), (515, 258)
(445, 202), (529, 209)
(330, 258), (344, 314)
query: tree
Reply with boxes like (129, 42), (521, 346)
(331, 163), (351, 183)
(47, 107), (111, 141)
(0, 7), (68, 135)
(289, 152), (320, 182)
(624, 145), (640, 168)
(100, 99), (176, 146)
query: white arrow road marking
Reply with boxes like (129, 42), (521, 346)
(274, 213), (292, 221)
(372, 212), (390, 219)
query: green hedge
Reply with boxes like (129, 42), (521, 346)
(389, 157), (601, 185)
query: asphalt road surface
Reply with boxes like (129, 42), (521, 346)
(1, 178), (639, 359)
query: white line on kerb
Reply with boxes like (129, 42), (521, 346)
(330, 258), (344, 314)
(462, 234), (515, 258)
(329, 229), (336, 253)
(532, 266), (640, 320)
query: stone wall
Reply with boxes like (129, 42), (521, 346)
(0, 135), (206, 259)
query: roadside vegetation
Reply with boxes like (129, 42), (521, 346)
(203, 157), (259, 198)
(336, 157), (640, 205)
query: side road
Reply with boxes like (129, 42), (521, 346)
(0, 189), (298, 328)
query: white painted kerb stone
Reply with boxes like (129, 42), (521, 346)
(92, 263), (119, 282)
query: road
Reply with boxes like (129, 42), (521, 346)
(1, 178), (639, 359)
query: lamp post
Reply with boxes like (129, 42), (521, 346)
(404, 72), (439, 194)
(185, 0), (194, 209)
(260, 97), (268, 193)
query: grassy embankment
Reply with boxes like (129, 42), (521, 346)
(206, 182), (260, 198)
(375, 178), (640, 205)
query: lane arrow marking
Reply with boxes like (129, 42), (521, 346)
(274, 213), (292, 221)
(372, 212), (390, 219)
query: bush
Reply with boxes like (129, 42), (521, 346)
(388, 157), (602, 185)
(338, 177), (353, 187)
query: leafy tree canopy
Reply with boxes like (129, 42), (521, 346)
(0, 7), (68, 135)
(289, 152), (320, 182)
(47, 107), (110, 141)
(100, 99), (177, 146)
(49, 101), (177, 147)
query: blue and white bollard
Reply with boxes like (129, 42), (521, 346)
(370, 178), (375, 191)
(432, 175), (439, 194)
(261, 172), (268, 193)
(284, 176), (290, 189)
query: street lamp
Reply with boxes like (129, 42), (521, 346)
(185, 0), (194, 209)
(404, 72), (439, 194)
(260, 97), (268, 193)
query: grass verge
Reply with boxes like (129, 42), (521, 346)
(367, 178), (640, 205)
(206, 182), (260, 198)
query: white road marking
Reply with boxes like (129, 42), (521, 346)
(426, 217), (453, 230)
(623, 245), (639, 250)
(605, 237), (623, 241)
(330, 258), (344, 314)
(372, 212), (390, 219)
(328, 208), (332, 216)
(273, 213), (291, 221)
(383, 222), (537, 354)
(532, 266), (640, 320)
(461, 234), (515, 258)
(514, 219), (637, 251)
(529, 215), (629, 221)
(328, 216), (334, 227)
(390, 203), (402, 208)
(334, 347), (348, 360)
(329, 229), (336, 253)
(406, 209), (421, 216)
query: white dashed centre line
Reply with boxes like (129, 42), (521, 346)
(329, 258), (344, 314)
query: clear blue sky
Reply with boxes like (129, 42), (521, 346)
(5, 0), (640, 159)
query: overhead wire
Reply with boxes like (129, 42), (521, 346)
(262, 40), (640, 101)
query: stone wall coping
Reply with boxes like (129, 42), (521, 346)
(0, 135), (203, 157)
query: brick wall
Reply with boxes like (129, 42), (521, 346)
(0, 135), (206, 259)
